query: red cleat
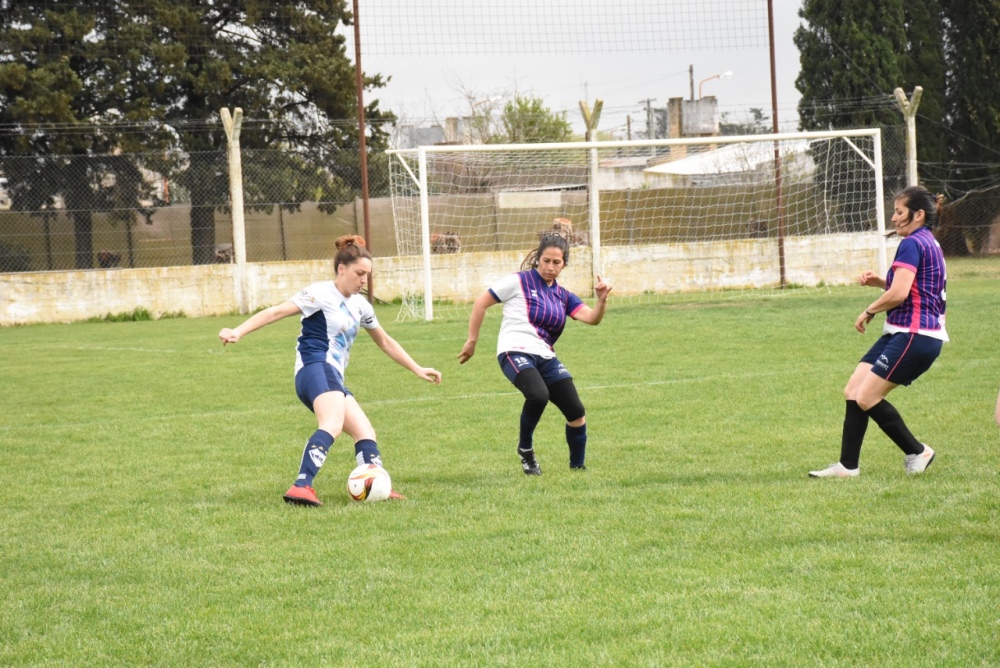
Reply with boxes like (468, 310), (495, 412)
(283, 485), (323, 507)
(388, 489), (407, 500)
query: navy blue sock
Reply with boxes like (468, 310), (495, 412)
(566, 423), (587, 468)
(354, 438), (382, 467)
(295, 429), (334, 487)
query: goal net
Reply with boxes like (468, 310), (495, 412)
(388, 130), (888, 321)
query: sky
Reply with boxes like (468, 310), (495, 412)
(350, 0), (805, 138)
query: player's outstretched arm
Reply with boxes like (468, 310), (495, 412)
(366, 326), (442, 384)
(218, 300), (301, 345)
(458, 291), (499, 364)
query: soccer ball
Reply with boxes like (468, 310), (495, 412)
(347, 463), (392, 503)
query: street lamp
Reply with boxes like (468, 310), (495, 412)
(698, 71), (733, 99)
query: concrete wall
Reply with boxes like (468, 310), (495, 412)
(0, 232), (892, 325)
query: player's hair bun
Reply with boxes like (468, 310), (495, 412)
(334, 234), (366, 250)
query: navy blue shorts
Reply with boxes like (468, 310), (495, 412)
(498, 352), (573, 386)
(295, 362), (351, 412)
(860, 333), (942, 386)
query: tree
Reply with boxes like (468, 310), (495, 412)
(794, 0), (910, 230)
(720, 108), (771, 136)
(941, 0), (1000, 198)
(900, 0), (949, 190)
(794, 0), (907, 130)
(0, 4), (161, 269)
(0, 1), (393, 267)
(490, 96), (573, 144)
(113, 1), (396, 264)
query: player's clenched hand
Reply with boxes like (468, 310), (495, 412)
(854, 310), (874, 333)
(858, 271), (880, 287)
(417, 367), (442, 384)
(219, 328), (240, 345)
(457, 340), (476, 364)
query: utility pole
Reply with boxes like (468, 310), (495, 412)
(626, 115), (632, 141)
(639, 98), (656, 140)
(894, 86), (923, 186)
(689, 64), (694, 101)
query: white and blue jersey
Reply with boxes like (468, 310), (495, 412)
(488, 269), (584, 358)
(289, 281), (379, 377)
(883, 227), (948, 342)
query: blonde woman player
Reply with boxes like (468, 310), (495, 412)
(219, 235), (441, 506)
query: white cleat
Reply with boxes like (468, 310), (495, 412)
(809, 462), (860, 478)
(904, 445), (936, 474)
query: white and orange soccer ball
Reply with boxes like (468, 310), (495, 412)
(347, 463), (392, 503)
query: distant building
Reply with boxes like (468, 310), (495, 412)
(643, 139), (815, 187)
(396, 124), (447, 149)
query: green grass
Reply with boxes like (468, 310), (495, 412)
(1, 260), (999, 666)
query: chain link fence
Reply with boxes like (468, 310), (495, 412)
(1, 123), (997, 275)
(0, 144), (393, 273)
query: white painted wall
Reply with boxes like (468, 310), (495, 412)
(0, 232), (893, 325)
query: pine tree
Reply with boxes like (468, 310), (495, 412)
(941, 0), (1000, 196)
(794, 0), (907, 130)
(900, 0), (949, 190)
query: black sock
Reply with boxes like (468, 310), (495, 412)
(866, 399), (923, 456)
(839, 400), (868, 470)
(566, 423), (587, 467)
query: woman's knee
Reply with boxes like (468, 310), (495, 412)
(514, 370), (549, 406)
(549, 379), (585, 422)
(523, 388), (549, 410)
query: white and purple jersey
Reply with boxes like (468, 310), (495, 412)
(289, 281), (379, 376)
(488, 269), (585, 358)
(883, 227), (948, 341)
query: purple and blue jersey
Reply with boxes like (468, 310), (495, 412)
(488, 269), (584, 358)
(883, 227), (948, 341)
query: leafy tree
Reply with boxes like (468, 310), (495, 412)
(490, 96), (573, 144)
(0, 5), (159, 268)
(0, 1), (393, 266)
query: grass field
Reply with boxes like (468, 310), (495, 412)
(2, 258), (999, 666)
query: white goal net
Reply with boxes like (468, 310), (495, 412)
(388, 130), (888, 321)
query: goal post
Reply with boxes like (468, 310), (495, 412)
(388, 129), (889, 321)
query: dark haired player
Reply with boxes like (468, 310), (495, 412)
(811, 186), (948, 478)
(458, 233), (611, 475)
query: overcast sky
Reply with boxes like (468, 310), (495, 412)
(351, 0), (805, 137)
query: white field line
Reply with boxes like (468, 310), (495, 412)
(1, 370), (786, 433)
